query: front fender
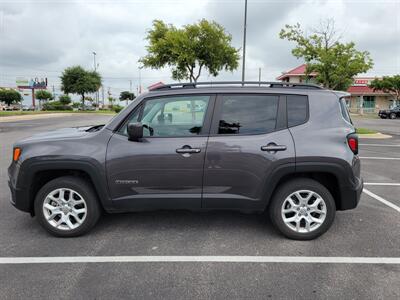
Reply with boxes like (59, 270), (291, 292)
(11, 156), (112, 213)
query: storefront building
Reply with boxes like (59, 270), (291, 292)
(277, 64), (397, 113)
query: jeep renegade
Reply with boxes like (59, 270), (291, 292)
(8, 82), (363, 240)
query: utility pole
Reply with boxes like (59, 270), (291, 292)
(52, 85), (56, 98)
(138, 67), (142, 94)
(93, 51), (99, 109)
(241, 0), (248, 84)
(93, 52), (97, 71)
(258, 68), (261, 86)
(128, 80), (133, 106)
(101, 86), (104, 106)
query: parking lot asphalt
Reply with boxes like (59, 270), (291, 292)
(353, 116), (400, 136)
(0, 115), (399, 299)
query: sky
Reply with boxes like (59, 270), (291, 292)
(0, 0), (399, 104)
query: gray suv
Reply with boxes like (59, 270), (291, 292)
(8, 82), (363, 240)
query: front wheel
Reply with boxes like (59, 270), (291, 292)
(269, 178), (336, 240)
(389, 113), (396, 119)
(34, 176), (101, 237)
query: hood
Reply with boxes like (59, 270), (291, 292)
(18, 125), (104, 144)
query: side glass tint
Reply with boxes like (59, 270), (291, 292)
(140, 95), (210, 137)
(118, 106), (141, 135)
(287, 95), (308, 127)
(218, 95), (279, 134)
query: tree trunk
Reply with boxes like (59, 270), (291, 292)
(81, 94), (85, 110)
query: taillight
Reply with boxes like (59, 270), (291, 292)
(347, 133), (358, 155)
(13, 147), (22, 162)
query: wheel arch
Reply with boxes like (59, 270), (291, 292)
(17, 157), (112, 215)
(263, 160), (356, 211)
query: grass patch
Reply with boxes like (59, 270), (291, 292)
(0, 110), (116, 117)
(356, 127), (378, 134)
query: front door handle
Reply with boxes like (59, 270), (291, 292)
(261, 143), (287, 152)
(176, 146), (201, 154)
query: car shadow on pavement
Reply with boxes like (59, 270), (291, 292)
(92, 210), (280, 237)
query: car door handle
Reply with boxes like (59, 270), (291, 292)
(261, 143), (287, 152)
(176, 147), (201, 154)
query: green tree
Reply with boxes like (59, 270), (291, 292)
(58, 94), (71, 105)
(60, 66), (102, 109)
(0, 88), (22, 106)
(369, 75), (400, 101)
(107, 96), (116, 108)
(280, 19), (373, 90)
(140, 19), (240, 82)
(119, 91), (135, 105)
(35, 90), (53, 109)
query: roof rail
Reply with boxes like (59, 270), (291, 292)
(149, 81), (324, 91)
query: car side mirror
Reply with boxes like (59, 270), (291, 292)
(127, 122), (143, 142)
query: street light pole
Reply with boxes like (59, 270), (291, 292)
(92, 51), (97, 71)
(241, 0), (248, 84)
(92, 51), (99, 108)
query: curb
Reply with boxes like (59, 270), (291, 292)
(358, 132), (392, 139)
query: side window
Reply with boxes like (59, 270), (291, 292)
(218, 95), (279, 134)
(118, 105), (141, 135)
(141, 95), (210, 137)
(287, 95), (308, 127)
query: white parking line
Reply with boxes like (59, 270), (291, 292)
(0, 256), (399, 265)
(365, 183), (400, 186)
(363, 188), (400, 213)
(359, 157), (400, 160)
(360, 144), (400, 147)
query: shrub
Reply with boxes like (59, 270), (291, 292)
(113, 104), (123, 113)
(59, 94), (71, 105)
(42, 101), (73, 111)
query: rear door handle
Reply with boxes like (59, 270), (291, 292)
(261, 143), (287, 152)
(176, 146), (201, 154)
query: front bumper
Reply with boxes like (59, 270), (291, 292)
(8, 163), (31, 213)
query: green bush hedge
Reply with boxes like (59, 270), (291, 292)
(42, 101), (73, 111)
(112, 105), (123, 113)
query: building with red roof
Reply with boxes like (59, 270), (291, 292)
(277, 64), (398, 113)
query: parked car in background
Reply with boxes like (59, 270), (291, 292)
(21, 105), (35, 111)
(378, 106), (400, 119)
(78, 105), (96, 111)
(8, 81), (362, 240)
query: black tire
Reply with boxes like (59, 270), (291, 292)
(268, 178), (336, 240)
(34, 176), (101, 237)
(389, 113), (396, 119)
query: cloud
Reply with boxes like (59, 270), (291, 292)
(0, 0), (399, 101)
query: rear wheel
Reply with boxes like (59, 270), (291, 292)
(34, 176), (101, 237)
(389, 113), (396, 119)
(269, 178), (336, 240)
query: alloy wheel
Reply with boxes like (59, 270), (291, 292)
(281, 190), (327, 233)
(42, 188), (87, 231)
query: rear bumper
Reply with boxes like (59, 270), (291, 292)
(338, 176), (363, 210)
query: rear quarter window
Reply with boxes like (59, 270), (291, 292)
(339, 98), (352, 124)
(287, 95), (308, 127)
